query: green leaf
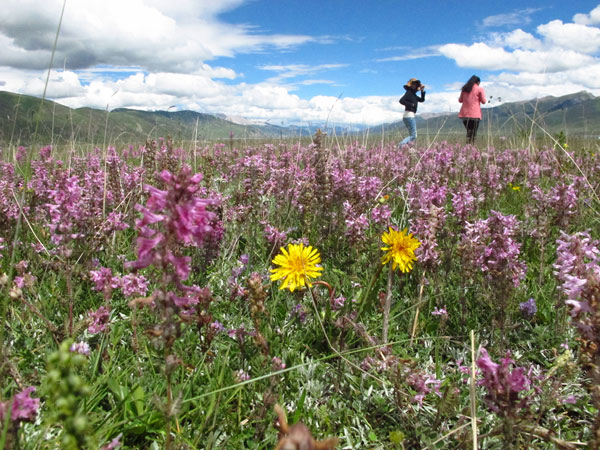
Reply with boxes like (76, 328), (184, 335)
(107, 378), (128, 402)
(132, 385), (146, 416)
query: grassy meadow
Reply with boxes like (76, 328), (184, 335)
(1, 131), (599, 449)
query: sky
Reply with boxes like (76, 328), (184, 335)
(1, 0), (599, 126)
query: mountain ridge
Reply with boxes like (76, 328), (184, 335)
(404, 91), (600, 137)
(0, 90), (598, 146)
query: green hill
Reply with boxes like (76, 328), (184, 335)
(0, 91), (295, 146)
(1, 90), (598, 147)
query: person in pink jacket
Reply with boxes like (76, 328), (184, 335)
(458, 75), (486, 144)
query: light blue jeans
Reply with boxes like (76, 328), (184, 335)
(400, 116), (417, 145)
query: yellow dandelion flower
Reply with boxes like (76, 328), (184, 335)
(380, 227), (421, 273)
(512, 185), (520, 191)
(270, 243), (324, 292)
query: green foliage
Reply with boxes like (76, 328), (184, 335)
(42, 340), (96, 449)
(1, 138), (597, 448)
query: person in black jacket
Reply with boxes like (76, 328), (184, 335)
(399, 78), (426, 146)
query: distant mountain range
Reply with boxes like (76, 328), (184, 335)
(382, 90), (600, 139)
(0, 90), (598, 146)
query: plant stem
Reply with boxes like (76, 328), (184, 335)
(410, 271), (427, 345)
(382, 263), (393, 344)
(165, 346), (173, 450)
(470, 330), (478, 450)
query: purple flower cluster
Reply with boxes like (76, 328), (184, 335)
(0, 162), (24, 231)
(0, 386), (40, 423)
(70, 341), (91, 356)
(262, 222), (288, 247)
(331, 295), (346, 311)
(88, 306), (110, 334)
(89, 267), (121, 293)
(235, 369), (251, 382)
(477, 348), (532, 416)
(519, 298), (537, 317)
(406, 182), (448, 267)
(528, 182), (579, 239)
(553, 230), (600, 339)
(343, 201), (370, 243)
(431, 306), (448, 317)
(89, 267), (148, 298)
(406, 371), (443, 407)
(451, 184), (484, 224)
(125, 166), (220, 309)
(460, 210), (527, 287)
(290, 304), (308, 323)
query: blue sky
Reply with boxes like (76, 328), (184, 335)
(0, 0), (599, 125)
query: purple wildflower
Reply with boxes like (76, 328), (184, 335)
(210, 321), (226, 333)
(235, 369), (250, 382)
(101, 433), (123, 450)
(460, 210), (527, 287)
(553, 230), (600, 340)
(477, 348), (532, 416)
(88, 306), (110, 334)
(431, 307), (448, 317)
(331, 295), (346, 311)
(0, 387), (40, 423)
(89, 267), (120, 293)
(119, 273), (148, 297)
(70, 341), (91, 356)
(290, 304), (308, 323)
(371, 204), (391, 225)
(519, 298), (537, 317)
(125, 165), (220, 310)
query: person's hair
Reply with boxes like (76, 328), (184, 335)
(462, 75), (481, 93)
(406, 78), (421, 89)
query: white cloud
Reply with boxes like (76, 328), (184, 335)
(573, 5), (600, 25)
(425, 5), (600, 116)
(437, 3), (600, 108)
(376, 46), (441, 62)
(439, 43), (596, 73)
(536, 20), (600, 54)
(1, 1), (600, 126)
(488, 29), (543, 50)
(0, 0), (314, 72)
(259, 63), (347, 86)
(481, 8), (540, 28)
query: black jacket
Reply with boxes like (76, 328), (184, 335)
(399, 85), (426, 113)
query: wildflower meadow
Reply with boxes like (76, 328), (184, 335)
(1, 136), (599, 449)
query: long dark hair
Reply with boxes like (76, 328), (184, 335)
(461, 75), (481, 93)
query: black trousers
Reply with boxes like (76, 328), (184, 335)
(462, 118), (480, 144)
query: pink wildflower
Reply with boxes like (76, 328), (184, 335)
(0, 387), (40, 423)
(88, 306), (110, 334)
(70, 341), (91, 356)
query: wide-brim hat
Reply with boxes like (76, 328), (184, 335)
(406, 78), (421, 87)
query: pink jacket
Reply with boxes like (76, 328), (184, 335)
(458, 84), (486, 119)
